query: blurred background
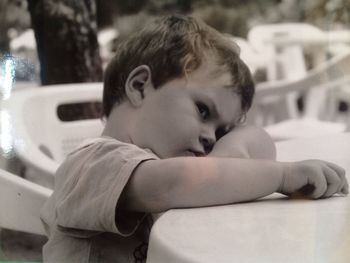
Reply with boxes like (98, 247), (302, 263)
(1, 0), (349, 84)
(0, 0), (349, 261)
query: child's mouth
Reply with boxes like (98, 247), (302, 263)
(188, 150), (206, 157)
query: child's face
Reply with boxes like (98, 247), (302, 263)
(131, 60), (242, 158)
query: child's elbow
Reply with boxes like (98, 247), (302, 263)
(247, 126), (277, 160)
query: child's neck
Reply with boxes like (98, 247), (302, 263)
(102, 104), (134, 144)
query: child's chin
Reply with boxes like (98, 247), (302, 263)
(182, 151), (196, 157)
(182, 151), (205, 157)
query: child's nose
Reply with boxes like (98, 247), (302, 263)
(199, 135), (215, 154)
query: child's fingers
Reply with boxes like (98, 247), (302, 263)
(323, 161), (346, 178)
(323, 161), (348, 195)
(340, 178), (349, 195)
(322, 165), (342, 198)
(308, 172), (327, 199)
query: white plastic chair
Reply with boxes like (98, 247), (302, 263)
(249, 51), (350, 141)
(2, 82), (104, 184)
(0, 168), (52, 236)
(324, 30), (350, 126)
(248, 23), (327, 78)
(230, 36), (270, 76)
(248, 23), (327, 123)
(325, 30), (350, 56)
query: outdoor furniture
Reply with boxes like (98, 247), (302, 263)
(248, 24), (350, 126)
(324, 30), (350, 127)
(249, 51), (350, 141)
(331, 86), (350, 130)
(0, 168), (52, 236)
(230, 36), (271, 77)
(246, 23), (349, 140)
(248, 23), (326, 80)
(2, 82), (104, 185)
(247, 24), (317, 123)
(147, 133), (350, 263)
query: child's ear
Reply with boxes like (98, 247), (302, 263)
(125, 65), (154, 107)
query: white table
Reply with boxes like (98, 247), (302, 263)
(147, 133), (350, 263)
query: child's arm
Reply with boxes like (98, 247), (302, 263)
(209, 125), (276, 160)
(120, 157), (348, 213)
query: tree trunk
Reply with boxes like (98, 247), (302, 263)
(0, 0), (10, 54)
(27, 0), (103, 85)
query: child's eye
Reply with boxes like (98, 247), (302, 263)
(196, 102), (210, 120)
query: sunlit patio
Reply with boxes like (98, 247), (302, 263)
(1, 0), (350, 262)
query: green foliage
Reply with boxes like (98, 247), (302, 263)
(115, 13), (155, 37)
(0, 0), (31, 52)
(115, 0), (148, 14)
(303, 0), (350, 28)
(145, 0), (193, 14)
(102, 0), (349, 36)
(218, 0), (281, 8)
(192, 5), (248, 37)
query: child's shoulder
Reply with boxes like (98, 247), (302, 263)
(67, 136), (119, 156)
(67, 136), (159, 163)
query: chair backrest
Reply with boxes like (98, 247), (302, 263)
(3, 82), (104, 177)
(248, 23), (326, 65)
(0, 168), (52, 235)
(230, 37), (270, 75)
(248, 51), (350, 124)
(248, 23), (329, 122)
(325, 30), (350, 56)
(248, 23), (317, 80)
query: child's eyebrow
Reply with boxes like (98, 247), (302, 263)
(200, 93), (234, 126)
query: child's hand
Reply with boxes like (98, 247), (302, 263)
(280, 160), (348, 199)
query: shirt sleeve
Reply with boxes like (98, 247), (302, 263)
(54, 139), (158, 237)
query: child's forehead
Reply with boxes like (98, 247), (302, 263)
(209, 64), (231, 78)
(198, 54), (228, 72)
(188, 61), (232, 87)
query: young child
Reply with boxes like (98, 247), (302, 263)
(40, 15), (348, 262)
